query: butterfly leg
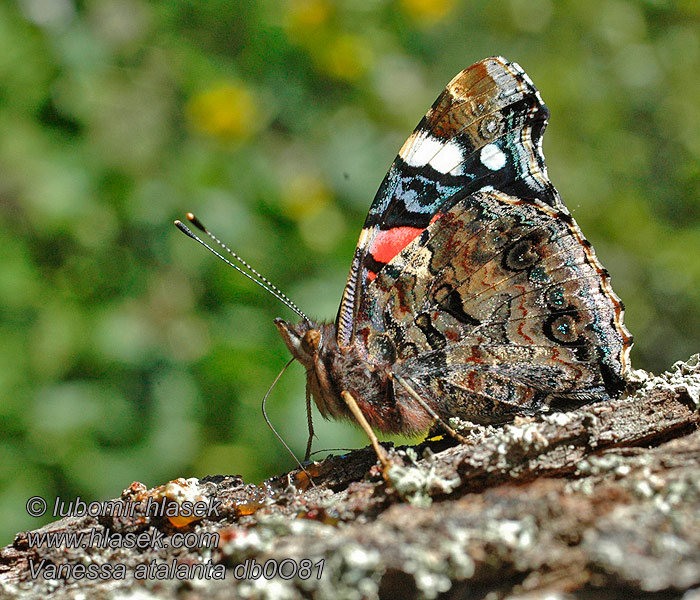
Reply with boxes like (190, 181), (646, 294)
(340, 390), (389, 468)
(393, 374), (470, 444)
(304, 386), (314, 462)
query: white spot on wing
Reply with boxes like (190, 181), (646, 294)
(402, 133), (464, 174)
(403, 134), (442, 167)
(480, 143), (506, 171)
(429, 140), (464, 174)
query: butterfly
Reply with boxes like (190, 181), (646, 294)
(274, 57), (633, 459)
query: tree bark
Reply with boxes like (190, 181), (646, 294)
(1, 356), (699, 600)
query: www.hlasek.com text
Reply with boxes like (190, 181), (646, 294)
(26, 527), (219, 551)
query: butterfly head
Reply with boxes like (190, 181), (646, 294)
(274, 318), (324, 368)
(275, 317), (349, 421)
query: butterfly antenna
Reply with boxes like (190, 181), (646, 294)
(184, 213), (308, 321)
(262, 358), (316, 486)
(174, 215), (309, 322)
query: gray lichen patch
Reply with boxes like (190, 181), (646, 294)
(385, 448), (461, 507)
(631, 353), (700, 408)
(495, 420), (551, 455)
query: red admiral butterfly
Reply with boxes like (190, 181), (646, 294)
(179, 57), (633, 465)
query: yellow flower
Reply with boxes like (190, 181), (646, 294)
(401, 0), (455, 23)
(285, 0), (331, 32)
(280, 174), (332, 220)
(320, 34), (373, 81)
(187, 82), (260, 141)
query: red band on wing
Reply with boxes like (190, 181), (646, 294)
(365, 215), (441, 282)
(369, 226), (424, 265)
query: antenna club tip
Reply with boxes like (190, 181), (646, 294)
(174, 220), (194, 237)
(186, 212), (207, 233)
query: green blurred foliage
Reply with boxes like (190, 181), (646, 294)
(1, 0), (699, 544)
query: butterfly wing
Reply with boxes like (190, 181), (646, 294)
(338, 57), (632, 423)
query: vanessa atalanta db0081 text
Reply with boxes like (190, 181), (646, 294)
(179, 57), (633, 465)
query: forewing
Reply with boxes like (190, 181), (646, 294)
(337, 57), (557, 346)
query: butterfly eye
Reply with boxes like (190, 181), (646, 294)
(301, 330), (321, 355)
